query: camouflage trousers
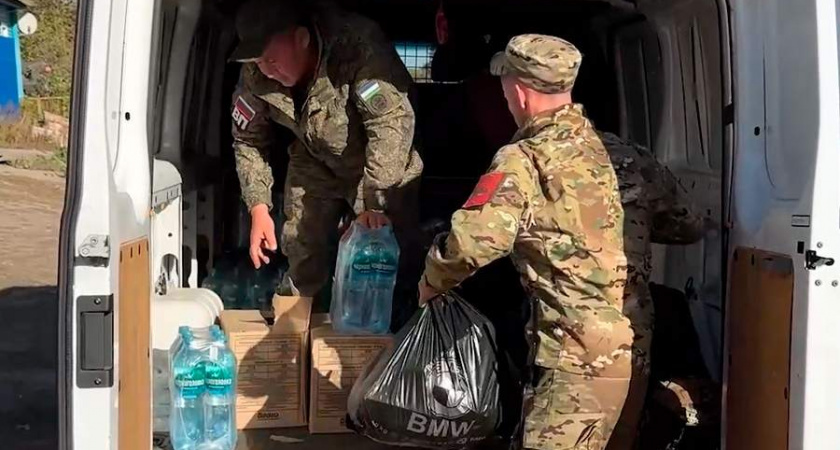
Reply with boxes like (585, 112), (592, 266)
(523, 368), (648, 450)
(279, 173), (422, 320)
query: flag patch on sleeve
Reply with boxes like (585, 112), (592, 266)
(359, 81), (381, 101)
(357, 80), (393, 114)
(232, 96), (255, 130)
(463, 172), (506, 208)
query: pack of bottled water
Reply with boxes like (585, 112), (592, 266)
(331, 223), (400, 334)
(201, 253), (286, 311)
(169, 325), (237, 450)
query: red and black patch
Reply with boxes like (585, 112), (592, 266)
(232, 96), (256, 130)
(463, 172), (506, 208)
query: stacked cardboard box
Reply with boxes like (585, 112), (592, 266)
(220, 296), (311, 430)
(309, 314), (394, 433)
(220, 296), (393, 433)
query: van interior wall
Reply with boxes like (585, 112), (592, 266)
(167, 0), (725, 378)
(632, 0), (726, 381)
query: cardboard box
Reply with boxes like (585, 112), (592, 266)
(220, 295), (312, 430)
(308, 314), (394, 434)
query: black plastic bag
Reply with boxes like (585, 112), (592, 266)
(348, 292), (501, 449)
(455, 258), (529, 444)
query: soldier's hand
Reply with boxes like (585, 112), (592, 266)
(249, 204), (277, 269)
(356, 210), (391, 229)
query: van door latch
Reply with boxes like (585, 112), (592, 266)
(805, 250), (835, 270)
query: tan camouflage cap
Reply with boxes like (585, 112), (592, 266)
(490, 34), (582, 94)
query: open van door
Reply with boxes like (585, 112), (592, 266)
(725, 0), (840, 448)
(58, 0), (157, 448)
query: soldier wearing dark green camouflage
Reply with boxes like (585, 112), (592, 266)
(597, 131), (707, 447)
(599, 130), (707, 376)
(230, 0), (422, 298)
(418, 34), (706, 449)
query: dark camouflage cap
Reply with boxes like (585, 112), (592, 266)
(490, 34), (582, 94)
(230, 0), (307, 62)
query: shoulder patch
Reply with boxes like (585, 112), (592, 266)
(463, 172), (506, 209)
(232, 96), (255, 130)
(357, 80), (394, 115)
(358, 80), (381, 100)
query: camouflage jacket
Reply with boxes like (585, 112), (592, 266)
(231, 6), (423, 212)
(599, 132), (707, 375)
(424, 104), (633, 378)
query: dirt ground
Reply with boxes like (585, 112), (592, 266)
(0, 150), (65, 450)
(0, 161), (65, 289)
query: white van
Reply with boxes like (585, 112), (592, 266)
(56, 0), (840, 448)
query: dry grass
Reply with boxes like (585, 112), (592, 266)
(0, 106), (68, 175)
(6, 148), (67, 174)
(0, 116), (61, 152)
(0, 99), (66, 148)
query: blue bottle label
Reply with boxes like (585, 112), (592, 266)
(351, 259), (373, 274)
(352, 242), (397, 276)
(371, 258), (396, 274)
(205, 361), (233, 396)
(174, 363), (205, 400)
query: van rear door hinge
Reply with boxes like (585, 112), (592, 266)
(77, 234), (109, 259)
(805, 250), (835, 270)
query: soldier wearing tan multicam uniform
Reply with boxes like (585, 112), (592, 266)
(419, 34), (706, 449)
(418, 34), (628, 449)
(229, 0), (422, 303)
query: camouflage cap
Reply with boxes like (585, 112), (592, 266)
(230, 0), (307, 63)
(490, 34), (582, 94)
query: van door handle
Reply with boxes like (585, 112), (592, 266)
(77, 295), (114, 388)
(805, 250), (835, 270)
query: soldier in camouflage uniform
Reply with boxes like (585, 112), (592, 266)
(418, 34), (706, 450)
(597, 132), (707, 448)
(229, 0), (423, 301)
(418, 34), (628, 449)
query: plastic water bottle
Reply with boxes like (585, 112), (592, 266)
(332, 224), (399, 333)
(344, 240), (377, 328)
(203, 326), (237, 450)
(171, 327), (205, 450)
(368, 232), (398, 333)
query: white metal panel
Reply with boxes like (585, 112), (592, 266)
(183, 190), (199, 288)
(152, 159), (183, 293)
(70, 0), (157, 447)
(104, 0), (127, 170)
(800, 0), (840, 447)
(69, 0), (125, 447)
(728, 0), (840, 447)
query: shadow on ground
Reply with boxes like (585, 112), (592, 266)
(0, 286), (58, 450)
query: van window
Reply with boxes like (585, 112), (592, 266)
(395, 42), (436, 83)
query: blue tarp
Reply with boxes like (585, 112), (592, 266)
(0, 3), (23, 113)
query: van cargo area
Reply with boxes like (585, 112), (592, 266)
(147, 0), (725, 447)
